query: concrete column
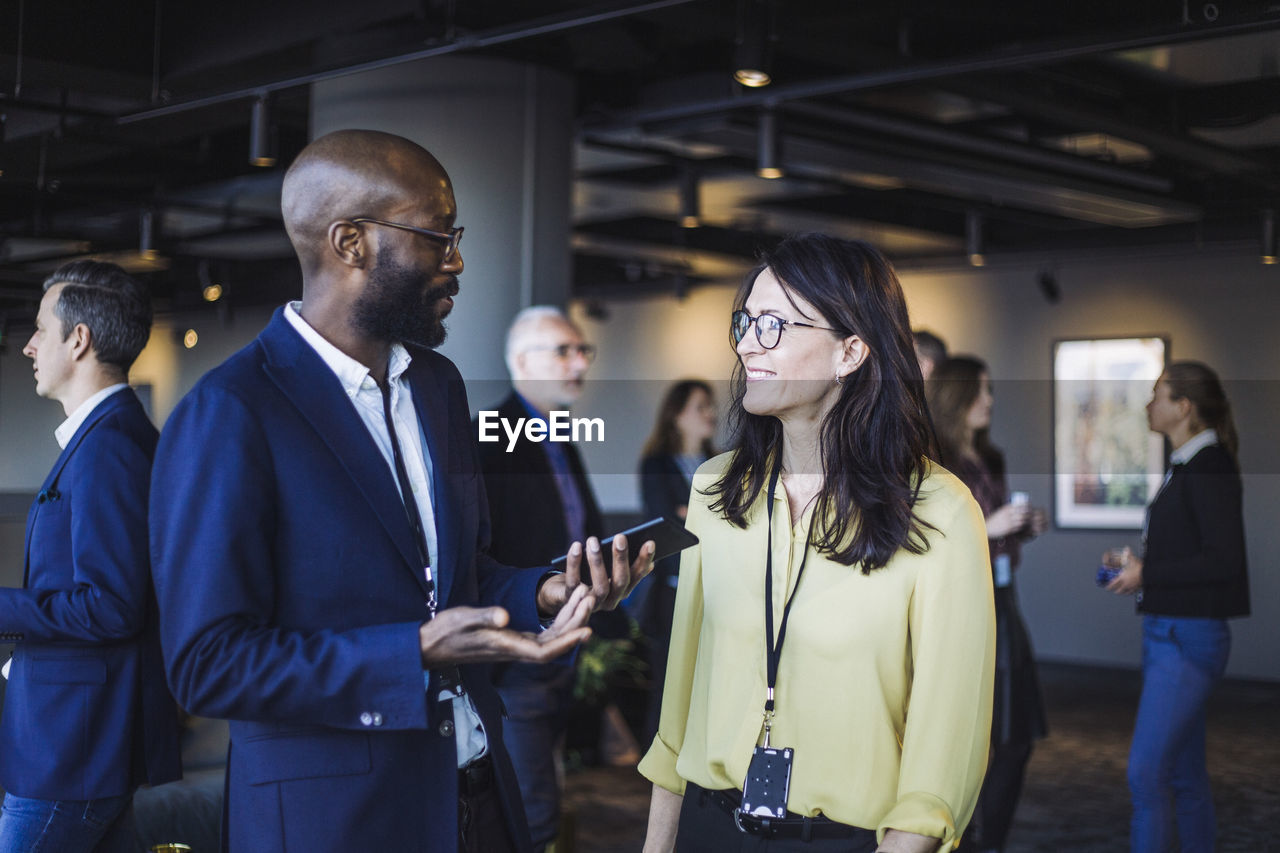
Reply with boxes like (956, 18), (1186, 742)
(312, 57), (576, 384)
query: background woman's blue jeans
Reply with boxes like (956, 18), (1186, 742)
(0, 792), (136, 853)
(1128, 615), (1230, 853)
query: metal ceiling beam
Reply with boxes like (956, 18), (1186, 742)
(585, 12), (1280, 129)
(671, 122), (1202, 227)
(782, 101), (1174, 193)
(116, 0), (700, 124)
(0, 96), (115, 120)
(949, 75), (1280, 184)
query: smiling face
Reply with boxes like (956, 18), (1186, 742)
(734, 267), (852, 427)
(22, 283), (77, 403)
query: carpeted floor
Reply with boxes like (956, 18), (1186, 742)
(562, 663), (1280, 852)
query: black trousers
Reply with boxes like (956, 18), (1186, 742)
(956, 739), (1034, 853)
(676, 783), (877, 853)
(457, 756), (516, 853)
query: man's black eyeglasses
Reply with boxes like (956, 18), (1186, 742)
(351, 218), (464, 261)
(730, 309), (841, 350)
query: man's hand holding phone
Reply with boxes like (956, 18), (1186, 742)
(537, 533), (656, 617)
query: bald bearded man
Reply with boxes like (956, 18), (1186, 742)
(149, 130), (652, 853)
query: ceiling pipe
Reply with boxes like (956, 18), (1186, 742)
(117, 0), (700, 124)
(783, 101), (1173, 194)
(587, 13), (1280, 130)
(0, 96), (114, 120)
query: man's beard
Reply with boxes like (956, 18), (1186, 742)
(352, 250), (456, 349)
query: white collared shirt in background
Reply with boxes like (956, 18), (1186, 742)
(55, 384), (129, 449)
(1171, 428), (1219, 465)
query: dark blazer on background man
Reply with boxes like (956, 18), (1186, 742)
(150, 310), (542, 853)
(1140, 443), (1250, 619)
(0, 388), (181, 800)
(475, 391), (616, 684)
(475, 392), (604, 571)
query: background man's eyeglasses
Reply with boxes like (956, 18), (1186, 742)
(730, 309), (840, 350)
(351, 218), (464, 261)
(526, 343), (597, 363)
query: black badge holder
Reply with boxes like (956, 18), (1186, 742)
(735, 462), (810, 829)
(739, 740), (794, 821)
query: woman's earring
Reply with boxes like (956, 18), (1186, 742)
(834, 373), (844, 386)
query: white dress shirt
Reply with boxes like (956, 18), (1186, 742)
(1171, 428), (1219, 466)
(55, 384), (129, 449)
(284, 303), (486, 765)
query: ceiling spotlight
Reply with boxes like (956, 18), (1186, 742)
(679, 164), (700, 228)
(966, 210), (986, 267)
(757, 108), (783, 179)
(202, 283), (224, 302)
(249, 94), (276, 167)
(1038, 269), (1062, 303)
(139, 209), (157, 260)
(1262, 208), (1277, 265)
(733, 0), (774, 87)
(183, 329), (199, 349)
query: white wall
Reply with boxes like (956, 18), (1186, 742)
(566, 247), (1280, 681)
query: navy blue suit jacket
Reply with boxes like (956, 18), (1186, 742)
(0, 388), (181, 800)
(150, 309), (542, 853)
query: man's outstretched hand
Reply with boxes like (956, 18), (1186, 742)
(420, 583), (595, 668)
(536, 534), (656, 617)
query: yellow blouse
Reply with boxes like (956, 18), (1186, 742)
(638, 453), (996, 849)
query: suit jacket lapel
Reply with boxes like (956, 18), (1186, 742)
(259, 311), (429, 597)
(25, 389), (136, 585)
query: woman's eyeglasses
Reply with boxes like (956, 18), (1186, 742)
(730, 309), (840, 350)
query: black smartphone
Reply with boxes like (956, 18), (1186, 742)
(550, 516), (699, 570)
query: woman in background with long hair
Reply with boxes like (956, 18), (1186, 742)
(927, 356), (1048, 853)
(635, 380), (718, 742)
(640, 234), (995, 853)
(1105, 361), (1250, 853)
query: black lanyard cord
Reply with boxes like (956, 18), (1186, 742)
(763, 461), (814, 716)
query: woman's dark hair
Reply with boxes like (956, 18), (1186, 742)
(926, 356), (1004, 476)
(706, 233), (938, 573)
(642, 379), (717, 458)
(1163, 361), (1238, 459)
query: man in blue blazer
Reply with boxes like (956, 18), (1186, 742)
(1, 260), (181, 852)
(149, 130), (652, 853)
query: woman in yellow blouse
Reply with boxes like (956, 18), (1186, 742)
(639, 234), (996, 853)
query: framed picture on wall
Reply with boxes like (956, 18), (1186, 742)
(1052, 336), (1168, 529)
